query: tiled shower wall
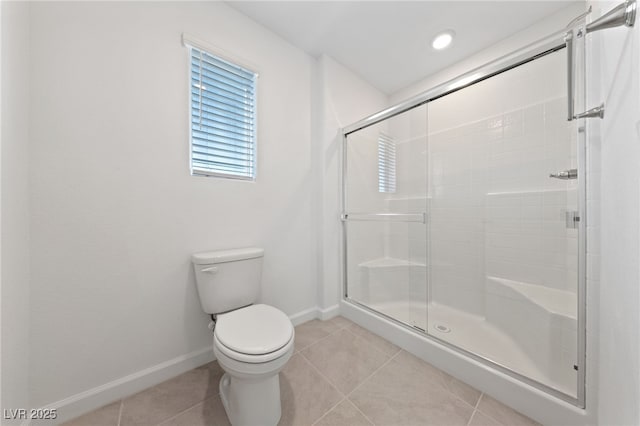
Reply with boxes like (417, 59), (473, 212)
(387, 106), (429, 319)
(426, 50), (578, 318)
(348, 50), (578, 322)
(428, 96), (578, 316)
(345, 123), (391, 304)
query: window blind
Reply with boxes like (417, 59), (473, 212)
(378, 133), (396, 193)
(189, 46), (257, 179)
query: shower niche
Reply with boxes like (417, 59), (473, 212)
(342, 48), (581, 401)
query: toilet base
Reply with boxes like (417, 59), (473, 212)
(219, 372), (282, 426)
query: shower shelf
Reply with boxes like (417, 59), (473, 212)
(341, 212), (426, 223)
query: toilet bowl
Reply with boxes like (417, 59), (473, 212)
(213, 304), (294, 426)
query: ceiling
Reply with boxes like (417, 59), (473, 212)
(226, 1), (580, 94)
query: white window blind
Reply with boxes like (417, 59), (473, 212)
(189, 45), (257, 179)
(378, 133), (396, 193)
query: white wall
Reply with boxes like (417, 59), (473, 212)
(587, 2), (640, 425)
(27, 1), (315, 411)
(315, 55), (388, 311)
(1, 0), (31, 420)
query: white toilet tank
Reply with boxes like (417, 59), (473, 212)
(192, 247), (264, 314)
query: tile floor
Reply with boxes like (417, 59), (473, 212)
(63, 317), (541, 426)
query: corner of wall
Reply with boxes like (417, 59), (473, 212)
(1, 0), (32, 419)
(313, 54), (389, 312)
(310, 55), (325, 313)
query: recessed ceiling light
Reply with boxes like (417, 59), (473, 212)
(432, 30), (455, 50)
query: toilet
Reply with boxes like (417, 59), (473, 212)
(192, 248), (294, 426)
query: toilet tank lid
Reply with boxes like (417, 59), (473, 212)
(192, 247), (264, 265)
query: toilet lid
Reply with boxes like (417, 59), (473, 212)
(215, 304), (294, 355)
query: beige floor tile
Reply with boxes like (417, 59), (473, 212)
(325, 316), (353, 330)
(64, 326), (540, 426)
(469, 410), (503, 426)
(347, 323), (400, 357)
(120, 361), (224, 425)
(294, 319), (342, 352)
(393, 350), (481, 407)
(314, 399), (372, 426)
(159, 395), (230, 426)
(476, 394), (541, 426)
(301, 329), (390, 394)
(279, 354), (343, 426)
(61, 401), (121, 426)
(350, 353), (475, 426)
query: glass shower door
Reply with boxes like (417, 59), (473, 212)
(426, 49), (579, 397)
(344, 105), (428, 331)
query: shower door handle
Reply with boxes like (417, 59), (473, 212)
(565, 30), (574, 121)
(341, 212), (427, 224)
(549, 169), (578, 180)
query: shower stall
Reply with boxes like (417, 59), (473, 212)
(341, 24), (589, 408)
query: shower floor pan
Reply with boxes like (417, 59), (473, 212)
(354, 258), (578, 396)
(368, 295), (576, 397)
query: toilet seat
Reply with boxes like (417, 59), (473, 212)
(214, 304), (294, 364)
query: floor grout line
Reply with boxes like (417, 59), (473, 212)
(297, 322), (351, 425)
(344, 338), (482, 418)
(345, 349), (402, 400)
(298, 351), (348, 399)
(346, 396), (376, 426)
(475, 393), (484, 410)
(295, 319), (351, 353)
(154, 405), (195, 426)
(299, 318), (396, 426)
(474, 407), (509, 426)
(299, 323), (403, 404)
(310, 396), (346, 426)
(464, 392), (484, 425)
(473, 394), (520, 426)
(467, 409), (477, 426)
(154, 395), (219, 426)
(116, 399), (123, 426)
(297, 316), (497, 426)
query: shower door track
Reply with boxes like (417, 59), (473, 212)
(340, 24), (588, 408)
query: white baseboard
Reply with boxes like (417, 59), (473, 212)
(39, 347), (215, 425)
(289, 304), (340, 324)
(40, 305), (341, 424)
(318, 304), (340, 320)
(289, 306), (320, 326)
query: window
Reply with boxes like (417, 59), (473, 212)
(188, 42), (257, 180)
(378, 132), (396, 193)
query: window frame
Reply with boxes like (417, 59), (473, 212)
(183, 33), (259, 181)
